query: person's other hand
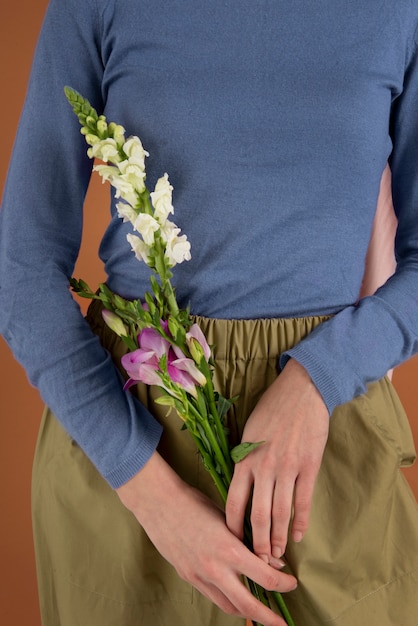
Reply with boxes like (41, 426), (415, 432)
(117, 452), (297, 625)
(226, 358), (329, 565)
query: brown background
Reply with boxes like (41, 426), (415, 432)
(0, 3), (417, 625)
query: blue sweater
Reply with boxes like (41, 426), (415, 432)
(1, 0), (418, 487)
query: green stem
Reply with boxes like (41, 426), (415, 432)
(188, 406), (294, 625)
(271, 591), (296, 626)
(187, 400), (232, 484)
(243, 519), (294, 625)
(138, 189), (153, 215)
(200, 359), (231, 463)
(188, 396), (294, 625)
(188, 429), (228, 503)
(163, 278), (180, 317)
(137, 189), (180, 318)
(197, 411), (233, 484)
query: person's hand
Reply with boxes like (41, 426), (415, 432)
(226, 358), (329, 565)
(116, 451), (297, 625)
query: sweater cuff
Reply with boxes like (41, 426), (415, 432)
(279, 347), (341, 416)
(103, 417), (163, 489)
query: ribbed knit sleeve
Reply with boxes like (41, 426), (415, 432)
(0, 0), (162, 487)
(281, 28), (418, 415)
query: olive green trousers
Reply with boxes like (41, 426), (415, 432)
(32, 301), (418, 625)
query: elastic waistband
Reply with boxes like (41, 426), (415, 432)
(86, 297), (330, 362)
(192, 314), (329, 361)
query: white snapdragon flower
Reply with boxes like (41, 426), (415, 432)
(94, 163), (119, 183)
(134, 213), (160, 246)
(88, 138), (120, 162)
(123, 136), (149, 169)
(117, 160), (147, 195)
(127, 233), (151, 264)
(161, 221), (191, 266)
(94, 165), (138, 207)
(167, 233), (192, 265)
(116, 201), (138, 225)
(111, 176), (138, 207)
(150, 173), (174, 224)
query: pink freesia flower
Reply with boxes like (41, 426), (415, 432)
(121, 323), (207, 396)
(122, 327), (170, 390)
(139, 326), (171, 357)
(121, 349), (161, 390)
(167, 354), (207, 397)
(167, 361), (198, 396)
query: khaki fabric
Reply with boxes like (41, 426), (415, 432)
(32, 300), (418, 625)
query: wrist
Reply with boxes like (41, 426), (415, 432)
(282, 358), (329, 417)
(116, 451), (184, 517)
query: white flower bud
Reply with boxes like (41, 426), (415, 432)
(96, 118), (108, 136)
(89, 138), (120, 163)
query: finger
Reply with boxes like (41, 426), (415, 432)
(291, 470), (316, 543)
(196, 547), (294, 625)
(219, 570), (293, 626)
(270, 476), (295, 558)
(193, 579), (240, 617)
(237, 543), (298, 595)
(250, 475), (275, 561)
(225, 466), (253, 540)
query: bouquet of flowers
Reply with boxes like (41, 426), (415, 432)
(65, 87), (295, 626)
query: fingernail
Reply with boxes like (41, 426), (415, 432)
(270, 556), (286, 569)
(293, 531), (303, 543)
(272, 546), (283, 559)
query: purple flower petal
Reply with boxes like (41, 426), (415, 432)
(171, 343), (187, 360)
(171, 357), (207, 386)
(139, 327), (170, 358)
(121, 349), (159, 380)
(167, 362), (197, 396)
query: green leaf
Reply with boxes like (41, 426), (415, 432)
(217, 396), (232, 421)
(69, 277), (80, 291)
(230, 441), (265, 463)
(99, 283), (114, 300)
(195, 387), (208, 418)
(113, 294), (128, 310)
(150, 275), (162, 301)
(144, 292), (157, 316)
(217, 394), (238, 421)
(121, 335), (138, 351)
(70, 277), (93, 295)
(152, 307), (162, 327)
(196, 423), (211, 451)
